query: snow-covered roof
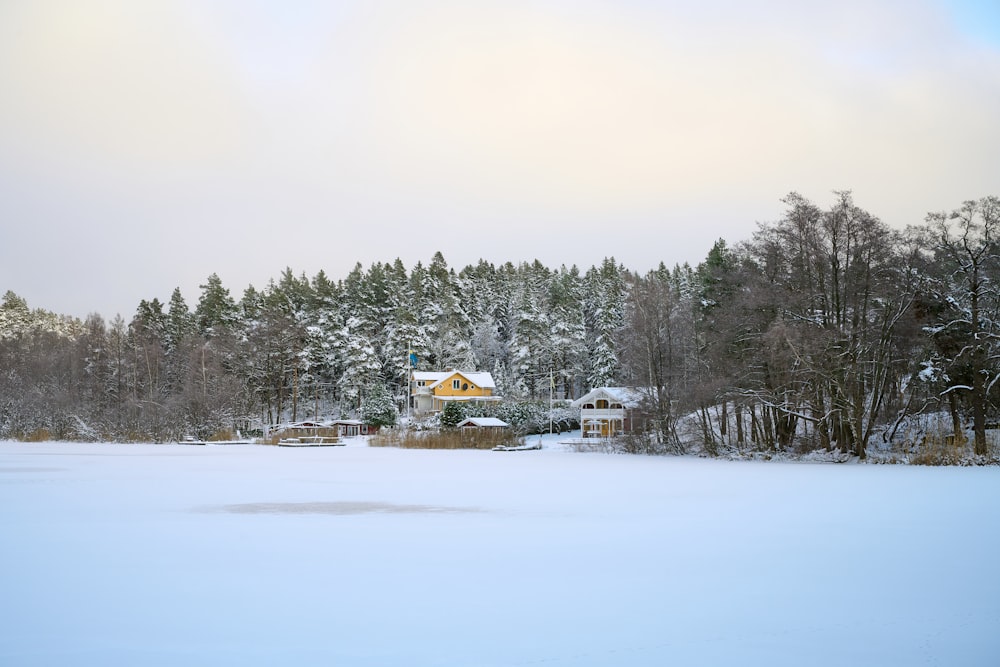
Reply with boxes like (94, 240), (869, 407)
(571, 387), (647, 408)
(457, 417), (509, 428)
(281, 421), (326, 429)
(434, 395), (503, 403)
(412, 370), (496, 389)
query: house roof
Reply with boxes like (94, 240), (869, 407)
(412, 370), (496, 390)
(281, 421), (326, 429)
(434, 395), (503, 403)
(456, 417), (509, 428)
(571, 387), (647, 408)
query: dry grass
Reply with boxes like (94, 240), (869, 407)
(20, 428), (52, 442)
(370, 428), (520, 450)
(911, 433), (972, 466)
(207, 428), (237, 442)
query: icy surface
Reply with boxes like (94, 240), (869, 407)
(1, 441), (998, 666)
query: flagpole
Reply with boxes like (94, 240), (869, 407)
(406, 342), (411, 427)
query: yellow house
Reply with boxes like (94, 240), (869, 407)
(411, 370), (499, 413)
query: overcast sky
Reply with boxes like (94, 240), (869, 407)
(2, 0), (999, 319)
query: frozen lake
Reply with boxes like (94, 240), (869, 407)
(1, 441), (998, 666)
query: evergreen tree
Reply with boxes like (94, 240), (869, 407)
(335, 315), (381, 408)
(360, 381), (397, 427)
(195, 274), (238, 336)
(585, 258), (626, 387)
(422, 252), (474, 369)
(0, 291), (30, 338)
(510, 261), (552, 398)
(548, 265), (588, 399)
(129, 298), (168, 437)
(165, 287), (195, 353)
(382, 259), (421, 405)
(439, 399), (465, 428)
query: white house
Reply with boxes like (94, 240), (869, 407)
(571, 387), (646, 438)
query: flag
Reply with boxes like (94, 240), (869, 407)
(409, 351), (418, 368)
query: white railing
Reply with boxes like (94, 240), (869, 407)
(580, 409), (626, 419)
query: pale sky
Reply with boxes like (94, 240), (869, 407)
(2, 0), (998, 319)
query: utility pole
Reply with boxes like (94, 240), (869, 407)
(549, 369), (554, 435)
(405, 343), (412, 427)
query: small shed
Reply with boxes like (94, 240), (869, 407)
(456, 417), (510, 432)
(331, 419), (377, 437)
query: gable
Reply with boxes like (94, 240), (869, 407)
(431, 372), (480, 394)
(571, 387), (645, 409)
(428, 371), (495, 391)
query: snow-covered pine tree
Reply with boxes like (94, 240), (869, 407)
(439, 399), (465, 428)
(165, 288), (195, 352)
(162, 287), (196, 395)
(459, 260), (508, 375)
(510, 261), (552, 399)
(195, 273), (238, 336)
(548, 265), (588, 399)
(584, 258), (626, 388)
(360, 381), (397, 427)
(334, 317), (381, 415)
(382, 258), (421, 409)
(422, 252), (474, 370)
(0, 291), (81, 341)
(0, 291), (31, 340)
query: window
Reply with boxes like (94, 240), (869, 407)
(596, 399), (609, 409)
(453, 379), (461, 390)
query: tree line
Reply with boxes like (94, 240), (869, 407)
(2, 192), (998, 459)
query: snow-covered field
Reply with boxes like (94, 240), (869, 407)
(1, 439), (998, 666)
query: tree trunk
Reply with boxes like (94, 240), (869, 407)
(761, 407), (774, 450)
(948, 391), (962, 441)
(969, 263), (988, 456)
(292, 364), (299, 423)
(700, 406), (715, 448)
(972, 372), (987, 456)
(735, 403), (745, 447)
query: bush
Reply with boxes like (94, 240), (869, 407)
(439, 401), (466, 428)
(423, 399), (573, 435)
(616, 430), (669, 455)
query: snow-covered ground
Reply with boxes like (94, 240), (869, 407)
(1, 439), (997, 666)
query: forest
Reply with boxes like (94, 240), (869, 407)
(2, 192), (999, 462)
